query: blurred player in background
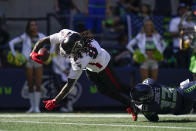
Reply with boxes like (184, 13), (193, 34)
(52, 44), (81, 112)
(55, 0), (81, 29)
(130, 78), (196, 122)
(30, 29), (137, 120)
(9, 19), (45, 113)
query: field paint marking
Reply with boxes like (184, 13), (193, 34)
(0, 114), (196, 118)
(0, 119), (196, 130)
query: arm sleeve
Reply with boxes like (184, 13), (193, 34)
(9, 35), (23, 56)
(159, 36), (167, 53)
(126, 34), (140, 53)
(169, 19), (178, 33)
(155, 34), (166, 53)
(50, 33), (61, 45)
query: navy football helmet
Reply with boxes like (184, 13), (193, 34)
(130, 83), (154, 104)
(60, 33), (84, 55)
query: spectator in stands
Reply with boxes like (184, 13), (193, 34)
(102, 5), (127, 46)
(169, 3), (194, 68)
(115, 0), (141, 15)
(55, 0), (81, 29)
(71, 0), (88, 32)
(138, 3), (152, 19)
(0, 10), (9, 67)
(125, 0), (141, 14)
(85, 0), (111, 33)
(102, 6), (125, 33)
(116, 0), (127, 16)
(9, 20), (45, 113)
(117, 19), (166, 81)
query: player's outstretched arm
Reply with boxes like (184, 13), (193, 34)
(43, 78), (76, 111)
(55, 78), (76, 103)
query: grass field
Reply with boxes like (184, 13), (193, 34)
(0, 113), (196, 131)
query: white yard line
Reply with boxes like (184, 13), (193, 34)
(0, 119), (195, 130)
(0, 114), (196, 118)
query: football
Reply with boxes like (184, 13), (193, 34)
(38, 48), (50, 61)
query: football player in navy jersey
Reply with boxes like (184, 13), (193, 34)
(30, 29), (137, 120)
(130, 78), (196, 121)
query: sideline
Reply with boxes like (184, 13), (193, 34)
(0, 119), (196, 130)
(0, 114), (196, 118)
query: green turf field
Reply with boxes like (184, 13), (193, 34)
(0, 113), (196, 131)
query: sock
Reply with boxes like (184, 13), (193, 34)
(34, 91), (41, 113)
(26, 92), (34, 113)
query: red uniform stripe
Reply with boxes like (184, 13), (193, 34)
(89, 62), (103, 68)
(104, 67), (120, 89)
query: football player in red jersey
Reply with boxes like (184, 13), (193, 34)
(30, 29), (137, 121)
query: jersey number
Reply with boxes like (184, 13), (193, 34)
(161, 88), (177, 109)
(87, 44), (98, 59)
